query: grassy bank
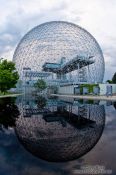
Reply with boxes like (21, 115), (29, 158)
(0, 92), (12, 96)
(0, 91), (23, 98)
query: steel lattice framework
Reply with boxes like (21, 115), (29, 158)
(13, 21), (105, 83)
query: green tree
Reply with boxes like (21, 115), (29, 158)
(106, 80), (112, 84)
(35, 96), (47, 109)
(112, 72), (116, 83)
(34, 79), (47, 92)
(0, 59), (19, 94)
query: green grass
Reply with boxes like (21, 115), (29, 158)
(0, 91), (19, 96)
(0, 91), (10, 95)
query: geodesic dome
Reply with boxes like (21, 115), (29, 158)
(13, 21), (104, 83)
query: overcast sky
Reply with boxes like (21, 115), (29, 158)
(0, 0), (116, 81)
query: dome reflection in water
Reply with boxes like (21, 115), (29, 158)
(15, 96), (105, 162)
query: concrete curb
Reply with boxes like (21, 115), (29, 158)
(51, 94), (116, 101)
(0, 93), (23, 98)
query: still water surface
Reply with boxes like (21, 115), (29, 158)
(0, 95), (116, 175)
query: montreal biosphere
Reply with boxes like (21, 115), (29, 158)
(13, 21), (105, 83)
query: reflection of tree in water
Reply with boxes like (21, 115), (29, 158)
(35, 96), (47, 109)
(0, 97), (19, 129)
(113, 102), (116, 110)
(15, 101), (105, 162)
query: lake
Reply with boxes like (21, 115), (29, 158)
(0, 95), (116, 175)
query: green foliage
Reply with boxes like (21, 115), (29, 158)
(34, 79), (47, 92)
(0, 59), (19, 94)
(112, 72), (116, 84)
(80, 84), (98, 94)
(0, 91), (14, 96)
(106, 73), (116, 84)
(35, 96), (47, 109)
(106, 80), (112, 84)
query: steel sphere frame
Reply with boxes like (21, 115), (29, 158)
(13, 21), (105, 83)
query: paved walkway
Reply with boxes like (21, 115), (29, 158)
(0, 93), (23, 98)
(51, 94), (116, 101)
